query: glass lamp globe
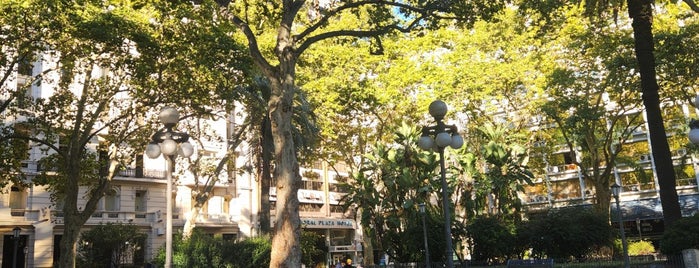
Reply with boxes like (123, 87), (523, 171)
(450, 134), (464, 149)
(690, 128), (699, 144)
(145, 142), (162, 159)
(428, 100), (447, 121)
(418, 136), (434, 150)
(159, 107), (179, 126)
(179, 141), (194, 158)
(160, 139), (179, 156)
(435, 132), (452, 147)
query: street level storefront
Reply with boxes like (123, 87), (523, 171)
(302, 218), (362, 266)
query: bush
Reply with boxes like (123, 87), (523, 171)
(301, 230), (328, 267)
(660, 213), (699, 254)
(78, 223), (147, 268)
(519, 207), (613, 261)
(467, 216), (519, 264)
(628, 240), (655, 256)
(153, 230), (271, 268)
(222, 235), (271, 268)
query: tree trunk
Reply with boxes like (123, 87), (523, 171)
(266, 19), (302, 265)
(268, 75), (302, 268)
(627, 0), (682, 228)
(183, 204), (202, 239)
(58, 167), (92, 268)
(259, 117), (273, 234)
(362, 225), (375, 265)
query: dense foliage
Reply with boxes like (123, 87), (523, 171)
(518, 207), (613, 261)
(660, 213), (699, 254)
(301, 231), (329, 268)
(151, 229), (326, 267)
(78, 223), (147, 268)
(153, 230), (271, 268)
(466, 216), (520, 264)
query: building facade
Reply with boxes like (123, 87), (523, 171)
(520, 108), (699, 240)
(0, 51), (361, 267)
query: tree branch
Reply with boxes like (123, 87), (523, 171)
(295, 0), (429, 41)
(220, 7), (277, 79)
(295, 20), (421, 56)
(684, 0), (699, 13)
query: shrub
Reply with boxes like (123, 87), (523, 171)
(222, 235), (271, 268)
(301, 230), (328, 267)
(467, 216), (519, 264)
(628, 240), (655, 256)
(660, 213), (699, 254)
(153, 230), (272, 268)
(78, 223), (147, 268)
(519, 207), (613, 261)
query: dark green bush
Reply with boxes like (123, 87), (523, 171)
(519, 207), (612, 261)
(301, 230), (329, 267)
(467, 216), (519, 264)
(222, 235), (271, 268)
(660, 213), (699, 254)
(153, 230), (271, 268)
(77, 223), (147, 268)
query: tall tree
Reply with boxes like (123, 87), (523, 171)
(214, 1), (508, 266)
(537, 11), (647, 218)
(0, 1), (59, 187)
(134, 1), (253, 239)
(1, 1), (249, 267)
(626, 0), (682, 228)
(0, 2), (159, 267)
(520, 0), (692, 228)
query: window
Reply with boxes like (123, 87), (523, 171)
(329, 229), (354, 246)
(10, 186), (27, 216)
(18, 57), (33, 76)
(104, 188), (120, 211)
(208, 196), (224, 216)
(135, 190), (147, 218)
(102, 187), (121, 218)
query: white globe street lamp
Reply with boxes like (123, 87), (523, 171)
(145, 107), (193, 268)
(417, 100), (463, 268)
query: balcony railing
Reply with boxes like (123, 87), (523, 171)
(117, 168), (166, 179)
(50, 210), (170, 224)
(195, 213), (234, 224)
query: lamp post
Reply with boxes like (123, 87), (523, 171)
(636, 218), (642, 241)
(611, 183), (630, 268)
(419, 203), (431, 268)
(145, 107), (194, 268)
(12, 227), (20, 268)
(417, 100), (463, 268)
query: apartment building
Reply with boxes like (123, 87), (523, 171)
(292, 161), (362, 265)
(0, 51), (361, 267)
(519, 108), (699, 240)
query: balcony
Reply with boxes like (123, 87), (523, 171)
(5, 208), (40, 221)
(117, 168), (166, 179)
(50, 210), (167, 225)
(194, 213), (235, 225)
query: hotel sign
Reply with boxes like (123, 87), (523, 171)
(301, 218), (355, 229)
